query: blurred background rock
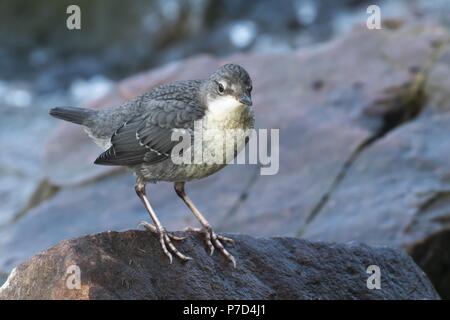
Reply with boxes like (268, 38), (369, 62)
(0, 0), (378, 88)
(2, 0), (448, 92)
(1, 0), (450, 298)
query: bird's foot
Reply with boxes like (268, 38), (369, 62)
(185, 226), (236, 267)
(138, 221), (192, 263)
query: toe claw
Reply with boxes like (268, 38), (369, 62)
(217, 235), (234, 244)
(187, 227), (236, 266)
(140, 222), (191, 263)
(145, 227), (191, 264)
(138, 221), (157, 232)
(229, 255), (237, 268)
(168, 234), (186, 241)
(164, 234), (191, 261)
(163, 246), (174, 264)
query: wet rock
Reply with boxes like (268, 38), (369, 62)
(0, 230), (440, 299)
(303, 45), (450, 298)
(304, 113), (450, 241)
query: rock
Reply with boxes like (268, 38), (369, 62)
(0, 100), (56, 226)
(303, 114), (450, 241)
(302, 44), (450, 298)
(0, 230), (440, 300)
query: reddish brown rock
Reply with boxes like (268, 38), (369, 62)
(0, 231), (440, 300)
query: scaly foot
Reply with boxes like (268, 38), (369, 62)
(185, 226), (236, 267)
(139, 221), (192, 263)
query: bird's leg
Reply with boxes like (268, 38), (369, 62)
(174, 182), (236, 267)
(135, 181), (191, 263)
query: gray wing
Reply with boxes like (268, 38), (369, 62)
(94, 99), (203, 166)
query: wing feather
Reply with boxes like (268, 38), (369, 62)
(94, 99), (202, 166)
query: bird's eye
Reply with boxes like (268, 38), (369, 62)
(217, 82), (225, 94)
(248, 85), (253, 93)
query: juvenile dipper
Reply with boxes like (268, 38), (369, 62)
(49, 64), (254, 267)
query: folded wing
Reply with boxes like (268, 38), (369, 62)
(94, 99), (202, 166)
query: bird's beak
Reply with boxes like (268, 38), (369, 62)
(239, 94), (252, 106)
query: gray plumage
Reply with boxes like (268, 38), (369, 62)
(93, 80), (206, 167)
(49, 64), (254, 266)
(50, 64), (254, 182)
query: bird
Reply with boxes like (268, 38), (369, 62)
(49, 63), (254, 267)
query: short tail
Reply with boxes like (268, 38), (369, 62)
(49, 107), (97, 125)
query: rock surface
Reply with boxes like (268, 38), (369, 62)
(1, 0), (377, 90)
(302, 40), (450, 298)
(0, 105), (56, 226)
(0, 230), (440, 300)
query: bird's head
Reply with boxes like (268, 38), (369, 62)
(204, 64), (253, 113)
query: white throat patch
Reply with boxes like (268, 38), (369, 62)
(207, 95), (242, 118)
